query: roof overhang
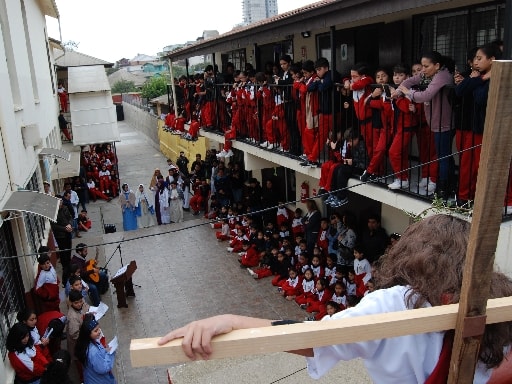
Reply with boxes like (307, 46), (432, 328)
(39, 147), (71, 162)
(50, 151), (81, 180)
(1, 191), (60, 222)
(37, 0), (59, 18)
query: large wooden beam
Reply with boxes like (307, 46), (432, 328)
(448, 60), (512, 383)
(130, 297), (512, 367)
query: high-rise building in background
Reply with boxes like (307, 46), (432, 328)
(242, 0), (278, 25)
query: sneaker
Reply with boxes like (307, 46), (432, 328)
(360, 170), (376, 183)
(324, 194), (335, 204)
(304, 316), (316, 321)
(503, 206), (512, 215)
(419, 177), (428, 188)
(419, 181), (436, 196)
(299, 160), (310, 167)
(267, 143), (276, 150)
(224, 149), (234, 157)
(226, 247), (234, 252)
(299, 154), (308, 160)
(330, 197), (349, 207)
(299, 304), (307, 310)
(388, 178), (409, 190)
(277, 287), (283, 293)
(306, 161), (320, 168)
(260, 141), (269, 148)
(210, 223), (215, 229)
(280, 148), (289, 153)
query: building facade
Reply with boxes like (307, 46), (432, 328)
(242, 0), (278, 25)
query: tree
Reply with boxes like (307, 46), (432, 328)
(111, 79), (136, 94)
(140, 76), (168, 100)
(62, 40), (79, 52)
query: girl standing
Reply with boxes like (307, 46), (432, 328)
(119, 184), (137, 231)
(134, 184), (155, 229)
(169, 181), (184, 223)
(75, 317), (116, 384)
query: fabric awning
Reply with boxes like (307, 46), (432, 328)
(39, 148), (71, 162)
(50, 151), (81, 180)
(1, 191), (60, 222)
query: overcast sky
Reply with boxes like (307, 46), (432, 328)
(47, 0), (317, 63)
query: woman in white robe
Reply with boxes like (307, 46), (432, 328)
(168, 181), (183, 223)
(135, 184), (155, 228)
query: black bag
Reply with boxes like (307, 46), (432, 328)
(104, 224), (116, 233)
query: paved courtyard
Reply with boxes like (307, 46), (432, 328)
(68, 120), (370, 384)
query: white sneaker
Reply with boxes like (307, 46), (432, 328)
(418, 181), (436, 196)
(226, 247), (234, 252)
(388, 178), (409, 190)
(267, 143), (276, 150)
(216, 150), (227, 158)
(260, 141), (269, 148)
(210, 223), (215, 229)
(503, 206), (512, 215)
(247, 268), (257, 277)
(224, 149), (233, 157)
(419, 177), (428, 188)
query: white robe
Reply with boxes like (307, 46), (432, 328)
(158, 189), (170, 224)
(306, 285), (494, 383)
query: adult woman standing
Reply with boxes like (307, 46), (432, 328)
(75, 316), (116, 384)
(7, 323), (49, 384)
(395, 51), (455, 199)
(157, 180), (170, 224)
(168, 181), (183, 223)
(118, 183), (137, 231)
(134, 184), (155, 228)
(302, 200), (321, 256)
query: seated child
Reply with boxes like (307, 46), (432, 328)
(321, 301), (341, 319)
(34, 249), (60, 312)
(77, 209), (92, 232)
(238, 241), (260, 268)
(294, 268), (316, 306)
(215, 218), (230, 242)
(279, 268), (301, 301)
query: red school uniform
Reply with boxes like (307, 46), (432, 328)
(306, 287), (332, 314)
(280, 275), (301, 297)
(240, 245), (260, 268)
(350, 75), (374, 158)
(366, 94), (394, 175)
(8, 345), (49, 382)
(316, 230), (329, 257)
(294, 278), (316, 305)
(354, 258), (372, 297)
(34, 266), (60, 312)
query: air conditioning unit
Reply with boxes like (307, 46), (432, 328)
(21, 123), (41, 147)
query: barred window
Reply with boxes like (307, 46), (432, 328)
(0, 221), (25, 358)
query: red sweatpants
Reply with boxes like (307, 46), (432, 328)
(319, 160), (341, 191)
(308, 114), (331, 162)
(367, 127), (391, 175)
(456, 131), (482, 201)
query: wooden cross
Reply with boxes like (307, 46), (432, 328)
(130, 61), (512, 383)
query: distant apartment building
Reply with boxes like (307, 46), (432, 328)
(242, 0), (278, 25)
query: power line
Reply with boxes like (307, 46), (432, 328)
(3, 143), (484, 261)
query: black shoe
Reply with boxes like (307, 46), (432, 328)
(360, 170), (377, 182)
(308, 161), (320, 168)
(299, 160), (310, 167)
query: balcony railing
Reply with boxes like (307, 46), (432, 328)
(168, 81), (512, 218)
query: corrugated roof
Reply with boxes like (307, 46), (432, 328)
(54, 49), (113, 68)
(68, 65), (111, 94)
(168, 0), (335, 58)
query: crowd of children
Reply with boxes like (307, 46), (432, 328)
(166, 42), (512, 213)
(208, 201), (396, 321)
(81, 143), (119, 202)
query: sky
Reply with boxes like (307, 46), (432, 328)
(47, 0), (318, 63)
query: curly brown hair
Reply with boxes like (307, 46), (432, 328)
(376, 214), (512, 368)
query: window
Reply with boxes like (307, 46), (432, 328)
(21, 0), (39, 101)
(227, 49), (246, 72)
(24, 172), (46, 261)
(0, 221), (24, 358)
(0, 0), (22, 106)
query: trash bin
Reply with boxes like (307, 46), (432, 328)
(104, 224), (117, 233)
(115, 104), (124, 121)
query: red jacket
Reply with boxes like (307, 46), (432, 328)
(350, 76), (374, 122)
(8, 345), (49, 382)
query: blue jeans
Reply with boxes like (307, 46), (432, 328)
(434, 130), (455, 182)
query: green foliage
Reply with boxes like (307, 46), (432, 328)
(404, 195), (473, 222)
(62, 40), (79, 52)
(111, 79), (136, 94)
(140, 76), (168, 99)
(106, 67), (120, 76)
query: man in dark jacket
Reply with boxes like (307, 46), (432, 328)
(50, 197), (73, 285)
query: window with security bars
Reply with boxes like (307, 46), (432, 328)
(24, 171), (47, 261)
(227, 49), (246, 73)
(412, 2), (505, 71)
(0, 221), (25, 358)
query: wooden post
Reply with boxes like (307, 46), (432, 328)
(448, 60), (512, 383)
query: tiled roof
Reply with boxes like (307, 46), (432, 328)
(168, 0), (336, 57)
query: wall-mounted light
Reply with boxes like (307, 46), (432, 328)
(301, 31), (311, 38)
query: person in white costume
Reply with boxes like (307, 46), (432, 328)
(159, 215), (512, 383)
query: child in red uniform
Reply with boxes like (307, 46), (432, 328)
(215, 218), (230, 241)
(256, 72), (274, 147)
(279, 268), (301, 301)
(360, 68), (394, 181)
(271, 252), (292, 287)
(310, 253), (325, 280)
(316, 219), (330, 258)
(294, 268), (316, 306)
(34, 253), (60, 312)
(344, 63), (374, 161)
(298, 60), (319, 163)
(291, 208), (304, 238)
(353, 244), (372, 297)
(239, 241), (260, 268)
(330, 280), (348, 309)
(227, 228), (249, 253)
(304, 277), (332, 320)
